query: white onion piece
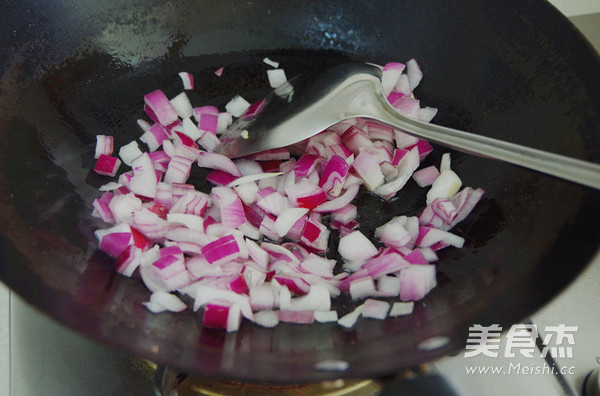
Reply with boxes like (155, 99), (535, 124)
(119, 141), (143, 166)
(314, 310), (338, 323)
(399, 265), (437, 301)
(337, 304), (363, 328)
(395, 73), (411, 95)
(278, 310), (314, 324)
(267, 69), (287, 88)
(375, 147), (420, 197)
(381, 62), (405, 97)
(225, 95), (251, 117)
(274, 207), (308, 237)
(139, 262), (169, 293)
(426, 169), (462, 205)
(279, 284), (330, 312)
(349, 276), (377, 300)
(143, 301), (166, 313)
(338, 230), (378, 263)
(252, 310), (279, 328)
(130, 153), (157, 198)
(440, 152), (452, 173)
(95, 135), (114, 159)
(352, 149), (384, 191)
(262, 57), (280, 68)
(181, 117), (204, 141)
(312, 183), (360, 213)
(178, 72), (194, 90)
(406, 58), (423, 91)
(234, 159), (262, 176)
(167, 213), (204, 231)
(194, 286), (253, 320)
(137, 119), (152, 132)
(417, 227), (464, 249)
(146, 291), (187, 312)
(227, 172), (282, 187)
(389, 301), (415, 317)
(412, 165), (440, 188)
(375, 221), (411, 249)
(377, 276), (401, 297)
(98, 182), (122, 192)
(250, 285), (276, 311)
(419, 107), (438, 122)
(361, 299), (390, 320)
(233, 182), (259, 205)
(197, 152), (242, 177)
(170, 92), (194, 119)
(108, 193), (142, 223)
(144, 90), (179, 126)
(198, 130), (221, 152)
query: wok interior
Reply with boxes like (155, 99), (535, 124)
(0, 0), (599, 382)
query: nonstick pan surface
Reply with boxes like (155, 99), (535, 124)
(0, 0), (599, 382)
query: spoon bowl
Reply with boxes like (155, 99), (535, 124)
(217, 63), (600, 190)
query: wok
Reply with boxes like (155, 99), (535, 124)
(0, 0), (599, 383)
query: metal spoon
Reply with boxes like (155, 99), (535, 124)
(216, 63), (600, 190)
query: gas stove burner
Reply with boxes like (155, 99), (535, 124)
(155, 364), (458, 395)
(158, 366), (381, 396)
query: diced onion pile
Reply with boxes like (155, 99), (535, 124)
(91, 59), (484, 332)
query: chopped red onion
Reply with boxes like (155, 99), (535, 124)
(94, 154), (121, 177)
(399, 265), (437, 301)
(178, 72), (194, 90)
(361, 298), (390, 320)
(90, 60), (485, 334)
(412, 165), (440, 187)
(144, 90), (179, 127)
(95, 135), (114, 159)
(300, 213), (330, 253)
(163, 156), (193, 184)
(140, 123), (169, 152)
(285, 180), (327, 210)
(203, 300), (242, 332)
(278, 309), (314, 324)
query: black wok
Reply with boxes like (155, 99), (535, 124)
(0, 0), (599, 383)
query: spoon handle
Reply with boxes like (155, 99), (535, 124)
(367, 93), (600, 190)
